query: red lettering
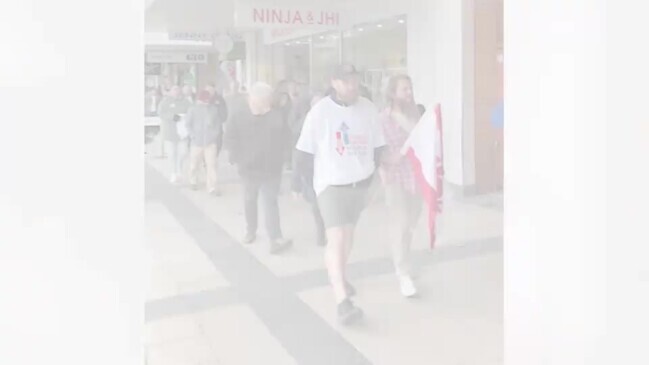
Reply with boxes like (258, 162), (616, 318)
(257, 8), (338, 26)
(272, 9), (283, 24)
(293, 10), (303, 24)
(324, 12), (336, 25)
(253, 8), (265, 23)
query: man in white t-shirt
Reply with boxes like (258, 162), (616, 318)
(295, 64), (386, 325)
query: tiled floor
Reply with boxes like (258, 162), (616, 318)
(197, 306), (299, 365)
(298, 254), (503, 365)
(144, 155), (503, 365)
(146, 202), (231, 301)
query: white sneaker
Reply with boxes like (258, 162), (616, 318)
(169, 174), (178, 184)
(399, 275), (418, 298)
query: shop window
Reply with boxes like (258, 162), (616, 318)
(311, 31), (341, 92)
(342, 15), (408, 105)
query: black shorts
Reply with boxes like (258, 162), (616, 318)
(317, 177), (372, 229)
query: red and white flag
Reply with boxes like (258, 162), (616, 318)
(400, 103), (444, 249)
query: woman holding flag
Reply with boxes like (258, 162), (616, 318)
(379, 75), (425, 298)
(382, 75), (446, 297)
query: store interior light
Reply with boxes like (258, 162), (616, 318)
(358, 27), (364, 32)
(398, 19), (405, 24)
(377, 24), (383, 28)
(319, 35), (325, 39)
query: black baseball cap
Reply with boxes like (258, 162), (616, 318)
(331, 64), (360, 80)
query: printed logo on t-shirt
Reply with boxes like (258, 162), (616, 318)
(334, 121), (369, 157)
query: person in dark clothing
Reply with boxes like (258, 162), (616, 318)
(274, 79), (302, 169)
(204, 84), (228, 153)
(225, 82), (293, 255)
(287, 94), (312, 144)
(273, 80), (292, 122)
(223, 80), (247, 126)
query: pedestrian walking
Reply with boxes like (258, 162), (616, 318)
(379, 75), (424, 297)
(158, 85), (191, 183)
(185, 90), (226, 195)
(295, 64), (386, 325)
(204, 84), (228, 154)
(225, 82), (293, 255)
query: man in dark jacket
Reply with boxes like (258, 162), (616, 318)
(225, 82), (293, 254)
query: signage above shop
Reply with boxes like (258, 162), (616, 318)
(166, 31), (244, 43)
(145, 51), (208, 64)
(168, 32), (215, 42)
(235, 3), (345, 29)
(254, 9), (339, 26)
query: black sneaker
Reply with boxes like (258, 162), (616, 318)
(269, 238), (293, 254)
(337, 299), (363, 325)
(242, 233), (256, 244)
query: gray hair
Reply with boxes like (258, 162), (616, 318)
(248, 82), (274, 101)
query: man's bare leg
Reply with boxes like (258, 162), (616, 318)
(325, 226), (348, 304)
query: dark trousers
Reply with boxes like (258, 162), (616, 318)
(242, 175), (283, 240)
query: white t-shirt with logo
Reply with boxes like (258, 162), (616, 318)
(296, 96), (386, 196)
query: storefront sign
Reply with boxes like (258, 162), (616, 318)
(146, 51), (208, 64)
(236, 4), (344, 28)
(168, 32), (215, 42)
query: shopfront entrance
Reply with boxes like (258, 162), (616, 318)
(266, 14), (407, 105)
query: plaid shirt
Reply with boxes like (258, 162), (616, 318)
(380, 108), (417, 194)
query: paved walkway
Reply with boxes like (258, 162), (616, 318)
(144, 150), (503, 365)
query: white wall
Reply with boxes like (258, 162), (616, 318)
(408, 0), (470, 187)
(505, 0), (614, 362)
